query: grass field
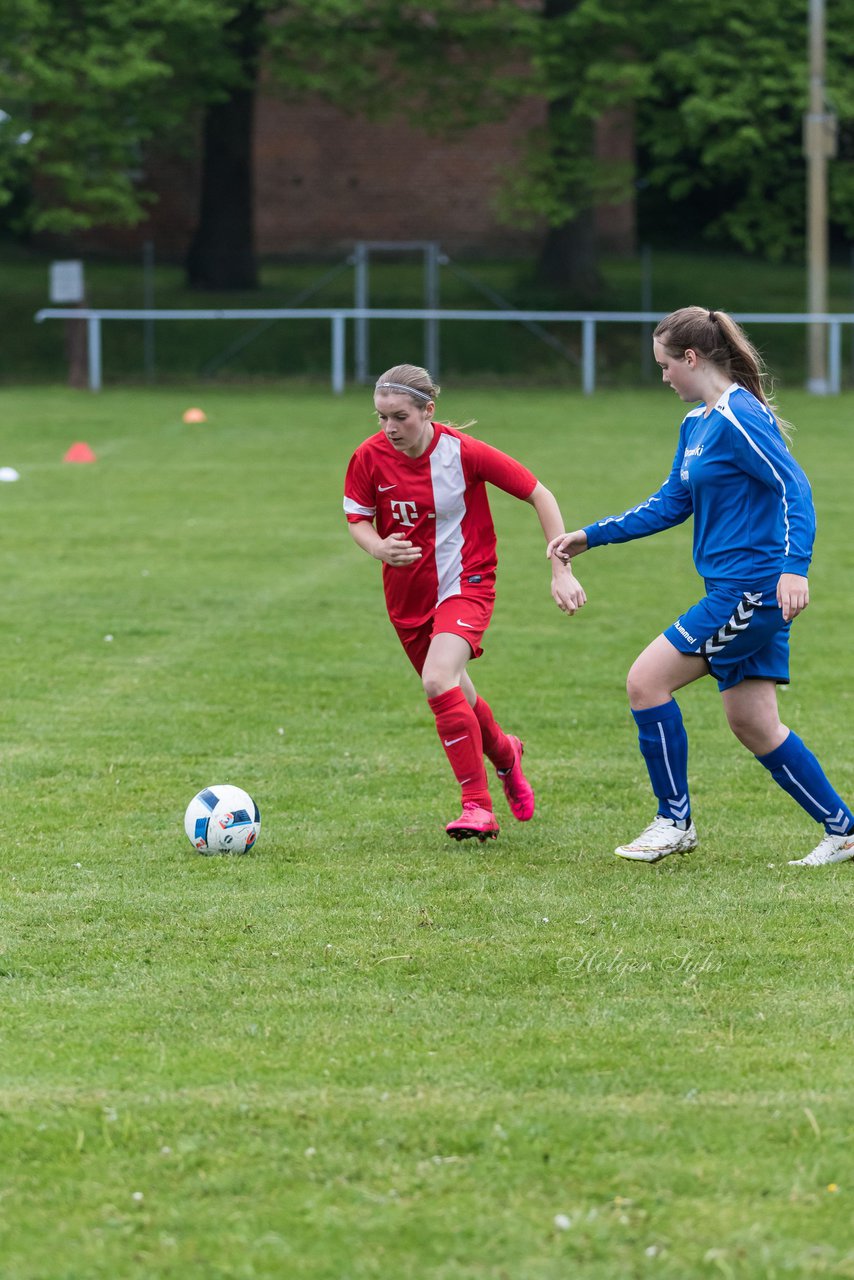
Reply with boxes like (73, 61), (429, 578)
(1, 382), (853, 1279)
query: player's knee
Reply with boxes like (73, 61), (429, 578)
(724, 707), (746, 743)
(422, 669), (455, 699)
(626, 661), (669, 710)
(725, 707), (774, 753)
(728, 720), (763, 752)
(625, 661), (649, 706)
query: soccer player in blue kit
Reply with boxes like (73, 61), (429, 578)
(548, 306), (854, 867)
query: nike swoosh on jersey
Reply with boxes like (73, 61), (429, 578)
(444, 735), (468, 746)
(378, 483), (396, 491)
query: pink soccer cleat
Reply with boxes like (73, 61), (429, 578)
(446, 802), (500, 843)
(496, 735), (535, 822)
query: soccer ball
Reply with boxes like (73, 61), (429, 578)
(184, 785), (261, 855)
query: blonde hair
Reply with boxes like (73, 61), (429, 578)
(375, 364), (440, 404)
(653, 307), (793, 440)
(373, 363), (475, 430)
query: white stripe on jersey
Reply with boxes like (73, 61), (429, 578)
(344, 496), (376, 517)
(429, 433), (466, 604)
(716, 387), (791, 557)
(597, 495), (661, 527)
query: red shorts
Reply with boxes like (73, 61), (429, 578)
(394, 592), (495, 675)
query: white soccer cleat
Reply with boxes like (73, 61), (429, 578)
(615, 816), (698, 863)
(787, 831), (854, 867)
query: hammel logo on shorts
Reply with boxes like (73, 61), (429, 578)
(674, 620), (696, 645)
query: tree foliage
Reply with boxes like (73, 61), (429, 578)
(0, 0), (241, 232)
(3, 0), (854, 266)
(184, 0), (530, 286)
(501, 0), (854, 262)
(636, 0), (854, 258)
(0, 0), (527, 237)
(264, 0), (527, 129)
(499, 0), (651, 232)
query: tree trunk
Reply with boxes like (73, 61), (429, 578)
(537, 209), (601, 303)
(186, 4), (262, 290)
(534, 0), (602, 302)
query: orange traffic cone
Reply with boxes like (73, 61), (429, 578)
(63, 442), (97, 463)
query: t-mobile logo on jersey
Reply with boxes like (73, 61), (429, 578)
(390, 499), (418, 526)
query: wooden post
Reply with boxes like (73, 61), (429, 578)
(49, 261), (87, 387)
(65, 300), (88, 388)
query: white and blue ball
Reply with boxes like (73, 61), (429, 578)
(184, 785), (261, 855)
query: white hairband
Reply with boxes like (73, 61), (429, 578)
(375, 381), (433, 401)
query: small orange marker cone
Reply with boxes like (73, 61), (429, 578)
(182, 407), (207, 423)
(64, 442), (96, 463)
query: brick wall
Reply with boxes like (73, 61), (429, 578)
(74, 92), (635, 262)
(253, 96), (549, 257)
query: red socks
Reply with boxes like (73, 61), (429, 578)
(427, 687), (492, 809)
(472, 695), (514, 772)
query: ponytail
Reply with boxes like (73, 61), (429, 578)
(654, 307), (793, 441)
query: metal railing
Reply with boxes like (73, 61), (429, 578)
(34, 306), (854, 394)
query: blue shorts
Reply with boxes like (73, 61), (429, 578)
(664, 585), (791, 691)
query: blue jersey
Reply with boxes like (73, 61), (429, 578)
(584, 384), (815, 589)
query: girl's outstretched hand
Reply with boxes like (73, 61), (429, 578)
(547, 529), (589, 563)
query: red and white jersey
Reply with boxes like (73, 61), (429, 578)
(344, 423), (537, 628)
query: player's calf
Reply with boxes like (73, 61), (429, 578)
(496, 735), (535, 822)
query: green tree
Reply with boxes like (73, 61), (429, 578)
(0, 0), (525, 287)
(635, 0), (854, 261)
(497, 0), (854, 294)
(498, 0), (650, 299)
(185, 1), (265, 288)
(0, 0), (231, 234)
(184, 0), (524, 288)
(5, 0), (854, 295)
(186, 0), (525, 287)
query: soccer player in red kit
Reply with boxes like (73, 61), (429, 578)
(344, 363), (586, 841)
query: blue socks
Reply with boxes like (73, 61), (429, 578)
(631, 706), (854, 836)
(632, 700), (690, 825)
(756, 732), (854, 834)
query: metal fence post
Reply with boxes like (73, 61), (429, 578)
(828, 319), (842, 393)
(424, 242), (441, 380)
(582, 318), (596, 394)
(331, 313), (346, 394)
(87, 315), (102, 391)
(143, 240), (156, 383)
(353, 244), (368, 383)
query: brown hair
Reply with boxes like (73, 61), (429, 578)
(653, 307), (792, 439)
